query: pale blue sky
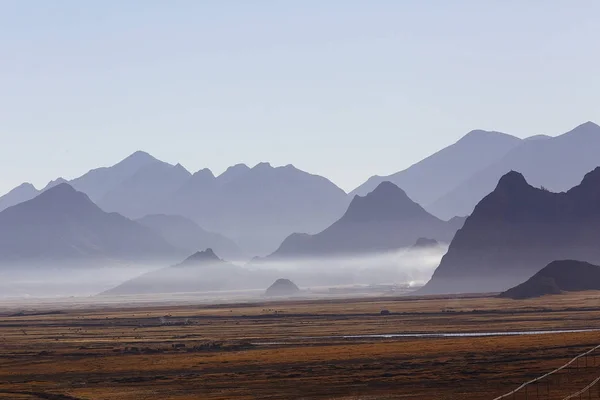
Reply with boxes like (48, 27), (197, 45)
(1, 1), (599, 194)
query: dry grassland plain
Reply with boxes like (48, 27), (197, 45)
(2, 292), (600, 399)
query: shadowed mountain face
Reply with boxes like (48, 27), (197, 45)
(136, 214), (244, 261)
(268, 181), (463, 259)
(104, 249), (275, 295)
(420, 168), (600, 295)
(350, 129), (522, 206)
(165, 162), (349, 256)
(430, 122), (600, 219)
(0, 184), (179, 266)
(500, 260), (600, 299)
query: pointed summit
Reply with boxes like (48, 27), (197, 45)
(177, 248), (223, 266)
(558, 121), (600, 139)
(343, 181), (426, 223)
(42, 177), (69, 192)
(494, 170), (529, 192)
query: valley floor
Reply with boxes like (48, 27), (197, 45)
(2, 292), (600, 399)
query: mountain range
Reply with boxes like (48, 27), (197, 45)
(350, 129), (523, 207)
(266, 181), (464, 259)
(351, 121), (600, 220)
(420, 167), (600, 295)
(427, 121), (600, 218)
(0, 154), (348, 256)
(1, 120), (599, 262)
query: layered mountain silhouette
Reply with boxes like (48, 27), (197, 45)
(267, 181), (463, 259)
(164, 162), (349, 255)
(420, 167), (600, 295)
(429, 121), (600, 219)
(500, 260), (600, 299)
(99, 162), (191, 219)
(104, 249), (275, 295)
(0, 151), (164, 213)
(0, 183), (38, 212)
(351, 129), (522, 206)
(0, 154), (348, 256)
(136, 214), (244, 261)
(69, 151), (162, 203)
(0, 183), (179, 265)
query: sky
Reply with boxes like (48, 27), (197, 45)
(1, 1), (599, 194)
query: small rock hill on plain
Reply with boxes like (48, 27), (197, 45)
(500, 260), (600, 299)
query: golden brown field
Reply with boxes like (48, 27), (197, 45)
(2, 291), (600, 399)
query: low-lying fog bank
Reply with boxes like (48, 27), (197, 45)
(0, 245), (447, 301)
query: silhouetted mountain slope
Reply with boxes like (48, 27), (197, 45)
(166, 162), (349, 256)
(0, 151), (163, 213)
(0, 183), (38, 212)
(429, 121), (600, 219)
(351, 129), (522, 205)
(70, 151), (162, 203)
(104, 249), (274, 295)
(269, 181), (462, 258)
(420, 168), (600, 295)
(0, 184), (178, 265)
(500, 260), (600, 299)
(98, 162), (191, 218)
(136, 214), (244, 261)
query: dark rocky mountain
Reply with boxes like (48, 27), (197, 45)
(430, 121), (600, 219)
(165, 162), (349, 256)
(104, 249), (275, 295)
(268, 181), (462, 259)
(0, 183), (179, 266)
(500, 260), (600, 299)
(265, 278), (300, 297)
(350, 129), (522, 206)
(420, 167), (600, 295)
(136, 214), (244, 261)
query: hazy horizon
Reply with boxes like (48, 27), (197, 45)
(2, 1), (600, 193)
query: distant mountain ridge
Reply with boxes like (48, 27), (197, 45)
(350, 129), (523, 206)
(0, 183), (179, 265)
(429, 121), (600, 218)
(420, 166), (600, 295)
(267, 181), (462, 259)
(0, 155), (348, 256)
